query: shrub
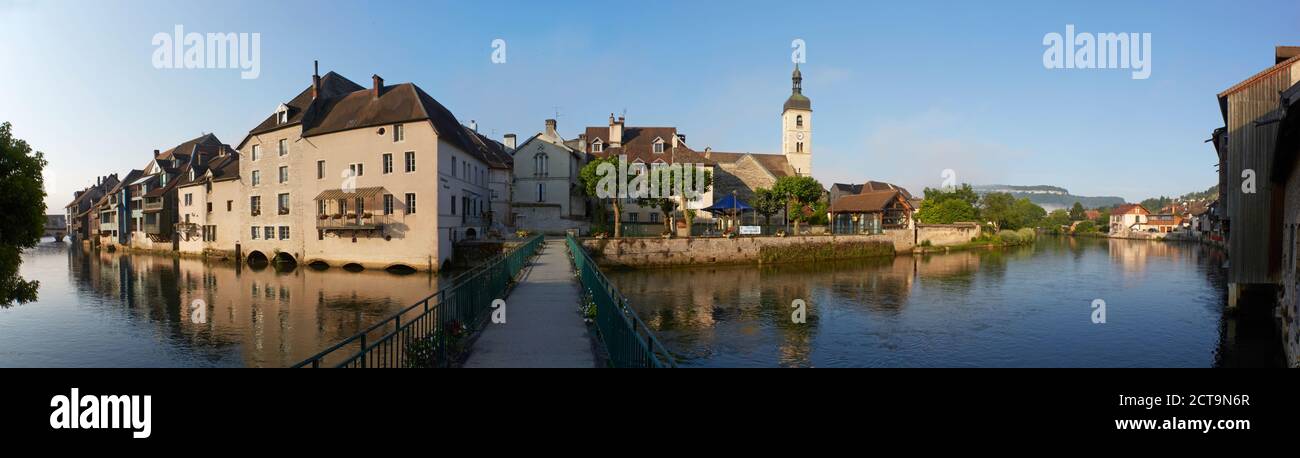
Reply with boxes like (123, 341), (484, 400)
(1016, 228), (1036, 242)
(998, 230), (1021, 244)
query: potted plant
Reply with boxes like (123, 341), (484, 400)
(776, 229), (787, 238)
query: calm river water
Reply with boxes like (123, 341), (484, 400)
(607, 237), (1284, 367)
(0, 239), (441, 367)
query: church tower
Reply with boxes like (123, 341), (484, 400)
(782, 64), (812, 177)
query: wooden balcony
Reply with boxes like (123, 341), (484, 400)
(316, 213), (391, 231)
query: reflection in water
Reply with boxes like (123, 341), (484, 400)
(0, 239), (439, 367)
(609, 237), (1284, 367)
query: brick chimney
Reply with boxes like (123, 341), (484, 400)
(609, 114), (624, 147)
(544, 119), (558, 138)
(504, 134), (516, 150)
(311, 60), (321, 99)
(372, 74), (384, 98)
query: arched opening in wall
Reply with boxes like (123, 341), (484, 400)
(465, 228), (477, 240)
(307, 260), (330, 270)
(246, 251), (269, 267)
(272, 252), (297, 271)
(342, 263), (365, 272)
(385, 263), (417, 275)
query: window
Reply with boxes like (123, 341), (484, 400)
(796, 142), (803, 153)
(355, 197), (365, 215)
(184, 193), (192, 206)
(383, 194), (394, 215)
(650, 213), (660, 223)
(537, 183), (545, 202)
(278, 193), (289, 215)
(382, 153), (393, 174)
(226, 200), (232, 212)
(279, 226), (289, 240)
(251, 170), (260, 186)
(451, 194), (456, 215)
(405, 151), (416, 173)
(592, 139), (603, 153)
(535, 153), (548, 176)
(405, 193), (416, 214)
(250, 196), (261, 215)
(628, 212), (639, 222)
(206, 202), (212, 213)
(796, 115), (804, 128)
(278, 138), (287, 156)
(264, 226), (274, 240)
(251, 144), (260, 161)
(317, 160), (325, 179)
(317, 200), (326, 215)
(653, 138), (664, 154)
(451, 156), (457, 178)
(279, 165), (288, 183)
(393, 123), (404, 142)
(349, 163), (364, 177)
(251, 226), (259, 239)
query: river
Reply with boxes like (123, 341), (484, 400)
(0, 239), (441, 367)
(606, 237), (1284, 367)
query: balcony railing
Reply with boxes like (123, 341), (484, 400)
(316, 213), (393, 230)
(143, 200), (164, 211)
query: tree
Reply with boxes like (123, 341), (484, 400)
(1069, 202), (1086, 220)
(1044, 209), (1072, 232)
(979, 192), (1017, 230)
(673, 164), (711, 236)
(1010, 198), (1047, 230)
(0, 122), (48, 307)
(579, 156), (624, 237)
(917, 198), (977, 224)
(751, 187), (784, 226)
(772, 175), (823, 234)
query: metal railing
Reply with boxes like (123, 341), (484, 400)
(292, 234), (544, 368)
(565, 235), (676, 368)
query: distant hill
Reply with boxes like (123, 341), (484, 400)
(972, 184), (1126, 211)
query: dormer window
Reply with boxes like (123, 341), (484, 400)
(592, 139), (604, 153)
(276, 104), (290, 124)
(653, 137), (665, 154)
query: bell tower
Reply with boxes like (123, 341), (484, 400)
(782, 64), (812, 177)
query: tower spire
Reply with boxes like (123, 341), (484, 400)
(792, 63), (803, 95)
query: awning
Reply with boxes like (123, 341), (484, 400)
(313, 186), (389, 201)
(702, 194), (752, 213)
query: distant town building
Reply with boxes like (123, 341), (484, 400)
(1108, 203), (1150, 234)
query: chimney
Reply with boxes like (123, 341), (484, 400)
(312, 60), (321, 99)
(609, 113), (624, 147)
(577, 133), (587, 152)
(470, 120), (478, 132)
(504, 134), (517, 150)
(153, 149), (160, 158)
(674, 133), (685, 148)
(372, 74), (384, 98)
(1277, 46), (1300, 64)
(544, 119), (558, 137)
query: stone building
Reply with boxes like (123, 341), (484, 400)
(512, 119), (590, 233)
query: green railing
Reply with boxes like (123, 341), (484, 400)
(566, 235), (676, 368)
(293, 235), (544, 368)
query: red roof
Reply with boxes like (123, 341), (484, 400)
(1112, 203), (1149, 215)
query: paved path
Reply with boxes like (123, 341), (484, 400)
(463, 239), (596, 368)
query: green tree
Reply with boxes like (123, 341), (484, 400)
(751, 187), (784, 226)
(979, 192), (1016, 230)
(673, 164), (711, 236)
(579, 156), (625, 237)
(916, 198), (977, 224)
(0, 122), (48, 306)
(1044, 209), (1072, 232)
(772, 175), (823, 234)
(1010, 198), (1047, 230)
(1069, 202), (1086, 220)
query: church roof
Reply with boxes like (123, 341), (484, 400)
(704, 151), (795, 178)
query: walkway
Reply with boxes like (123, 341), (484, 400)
(463, 239), (596, 368)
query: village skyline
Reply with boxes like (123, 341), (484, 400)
(3, 0), (1298, 210)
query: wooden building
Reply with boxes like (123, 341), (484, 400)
(829, 189), (914, 235)
(1215, 46), (1300, 307)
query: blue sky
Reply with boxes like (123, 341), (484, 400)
(2, 0), (1297, 210)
